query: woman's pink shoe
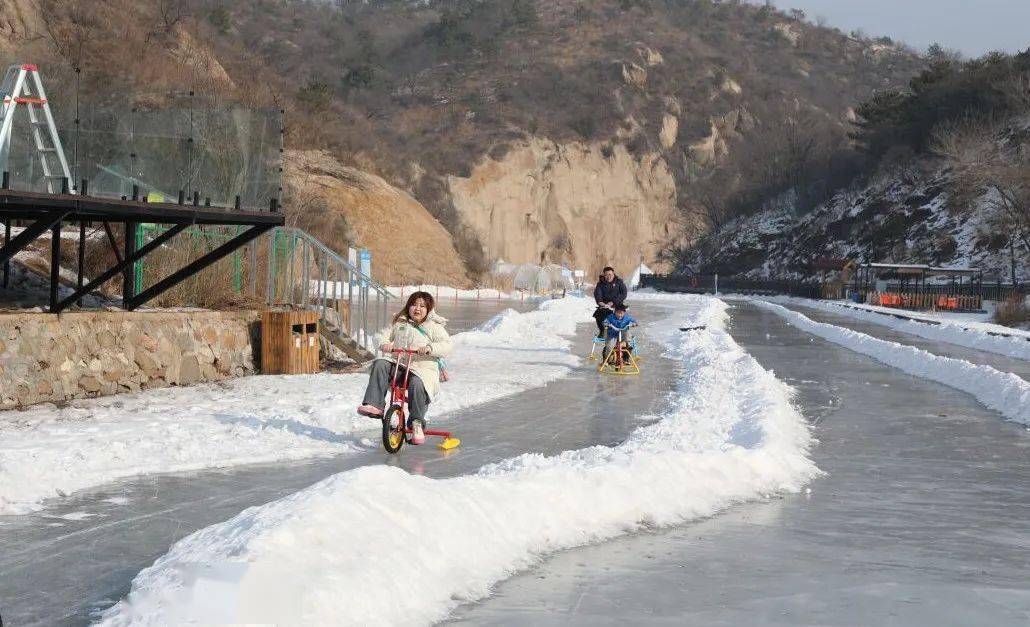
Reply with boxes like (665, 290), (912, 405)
(357, 404), (383, 418)
(410, 420), (426, 445)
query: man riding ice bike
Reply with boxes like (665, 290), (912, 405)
(593, 266), (627, 338)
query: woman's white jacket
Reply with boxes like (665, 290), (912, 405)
(382, 311), (452, 400)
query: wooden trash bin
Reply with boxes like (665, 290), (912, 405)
(261, 309), (320, 374)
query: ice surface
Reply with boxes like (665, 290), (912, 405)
(770, 297), (1030, 360)
(0, 298), (588, 514)
(752, 299), (1030, 425)
(96, 296), (818, 625)
(0, 300), (681, 626)
(777, 301), (1030, 382)
(448, 302), (1030, 626)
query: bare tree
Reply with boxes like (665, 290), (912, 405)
(155, 0), (193, 33)
(32, 0), (101, 67)
(933, 113), (1030, 260)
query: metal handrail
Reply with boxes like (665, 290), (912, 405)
(265, 227), (390, 352)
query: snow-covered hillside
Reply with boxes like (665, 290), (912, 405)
(687, 163), (1026, 281)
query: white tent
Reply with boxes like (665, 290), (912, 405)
(510, 263), (574, 293)
(629, 262), (654, 289)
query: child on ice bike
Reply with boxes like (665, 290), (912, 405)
(357, 291), (452, 444)
(603, 304), (638, 362)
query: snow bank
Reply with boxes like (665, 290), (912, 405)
(754, 300), (1030, 426)
(99, 296), (819, 626)
(0, 298), (591, 515)
(768, 297), (1030, 362)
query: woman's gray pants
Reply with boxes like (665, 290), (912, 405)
(362, 358), (430, 421)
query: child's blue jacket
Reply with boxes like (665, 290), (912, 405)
(604, 313), (636, 338)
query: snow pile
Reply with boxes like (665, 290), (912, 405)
(0, 298), (590, 515)
(99, 296), (819, 626)
(768, 297), (1030, 361)
(754, 300), (1030, 425)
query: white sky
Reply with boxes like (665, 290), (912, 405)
(765, 0), (1030, 57)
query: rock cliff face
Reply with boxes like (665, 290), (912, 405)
(447, 139), (679, 276)
(0, 0), (40, 54)
(284, 150), (471, 287)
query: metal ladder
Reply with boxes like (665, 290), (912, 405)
(0, 63), (72, 193)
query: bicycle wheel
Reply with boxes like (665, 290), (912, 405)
(382, 406), (405, 453)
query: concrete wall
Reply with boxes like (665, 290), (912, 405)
(0, 310), (259, 409)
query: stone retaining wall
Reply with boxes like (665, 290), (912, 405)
(0, 310), (259, 409)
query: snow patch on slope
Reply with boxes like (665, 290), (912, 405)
(686, 166), (1028, 281)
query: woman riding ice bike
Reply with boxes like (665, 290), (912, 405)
(356, 291), (459, 452)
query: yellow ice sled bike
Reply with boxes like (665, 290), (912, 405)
(597, 326), (641, 376)
(588, 304), (614, 362)
(382, 348), (461, 453)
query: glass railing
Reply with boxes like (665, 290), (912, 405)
(0, 61), (281, 212)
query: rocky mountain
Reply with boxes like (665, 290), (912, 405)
(2, 0), (926, 284)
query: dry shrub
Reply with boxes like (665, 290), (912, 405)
(483, 271), (516, 292)
(284, 188), (353, 251)
(994, 293), (1029, 328)
(141, 229), (259, 309)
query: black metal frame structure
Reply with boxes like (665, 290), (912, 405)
(639, 274), (822, 298)
(852, 263), (984, 296)
(0, 186), (283, 313)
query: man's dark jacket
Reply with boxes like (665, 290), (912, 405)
(593, 276), (627, 306)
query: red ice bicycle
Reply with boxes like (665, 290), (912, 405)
(381, 348), (461, 454)
(597, 325), (641, 376)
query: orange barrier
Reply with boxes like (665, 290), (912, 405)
(871, 292), (980, 311)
